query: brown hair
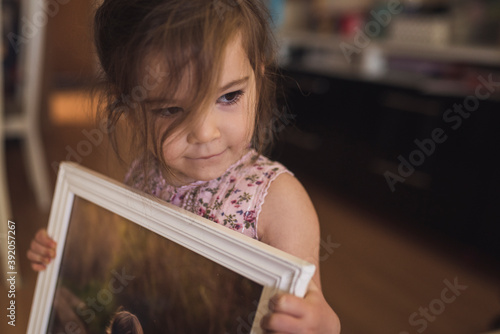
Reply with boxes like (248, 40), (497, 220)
(94, 0), (279, 175)
(106, 309), (144, 334)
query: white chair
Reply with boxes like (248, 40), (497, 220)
(1, 0), (52, 280)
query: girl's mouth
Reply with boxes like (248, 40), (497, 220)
(189, 149), (226, 160)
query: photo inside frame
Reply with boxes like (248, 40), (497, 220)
(46, 196), (263, 334)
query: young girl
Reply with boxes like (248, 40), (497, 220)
(28, 0), (340, 332)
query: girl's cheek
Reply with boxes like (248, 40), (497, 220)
(161, 136), (185, 161)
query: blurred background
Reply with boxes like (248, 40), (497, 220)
(1, 0), (500, 333)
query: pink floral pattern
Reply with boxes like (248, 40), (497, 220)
(124, 149), (291, 239)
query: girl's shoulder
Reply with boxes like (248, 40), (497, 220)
(257, 168), (321, 277)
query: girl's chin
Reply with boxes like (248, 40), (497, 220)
(166, 168), (227, 186)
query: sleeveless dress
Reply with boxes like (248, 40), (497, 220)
(124, 149), (292, 240)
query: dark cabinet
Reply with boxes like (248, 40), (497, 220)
(274, 69), (500, 259)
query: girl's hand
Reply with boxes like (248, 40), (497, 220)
(260, 281), (341, 334)
(26, 228), (57, 271)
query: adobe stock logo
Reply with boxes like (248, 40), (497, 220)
(340, 0), (404, 63)
(399, 277), (467, 334)
(8, 0), (72, 54)
(385, 74), (500, 192)
(76, 268), (135, 323)
(50, 267), (135, 334)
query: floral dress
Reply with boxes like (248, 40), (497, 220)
(124, 149), (292, 240)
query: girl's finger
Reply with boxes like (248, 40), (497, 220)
(26, 248), (52, 266)
(30, 238), (56, 259)
(30, 262), (47, 272)
(269, 293), (307, 318)
(35, 229), (57, 248)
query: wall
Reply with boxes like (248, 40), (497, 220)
(45, 0), (97, 85)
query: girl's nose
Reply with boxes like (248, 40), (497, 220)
(187, 112), (221, 144)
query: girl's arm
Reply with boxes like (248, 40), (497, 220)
(258, 173), (341, 333)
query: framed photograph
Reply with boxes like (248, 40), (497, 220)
(27, 162), (315, 334)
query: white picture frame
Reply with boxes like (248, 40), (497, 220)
(27, 162), (315, 334)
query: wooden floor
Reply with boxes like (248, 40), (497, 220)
(1, 91), (500, 334)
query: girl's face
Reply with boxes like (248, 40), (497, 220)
(147, 35), (256, 186)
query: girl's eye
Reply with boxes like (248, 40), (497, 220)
(152, 106), (184, 117)
(217, 90), (244, 106)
